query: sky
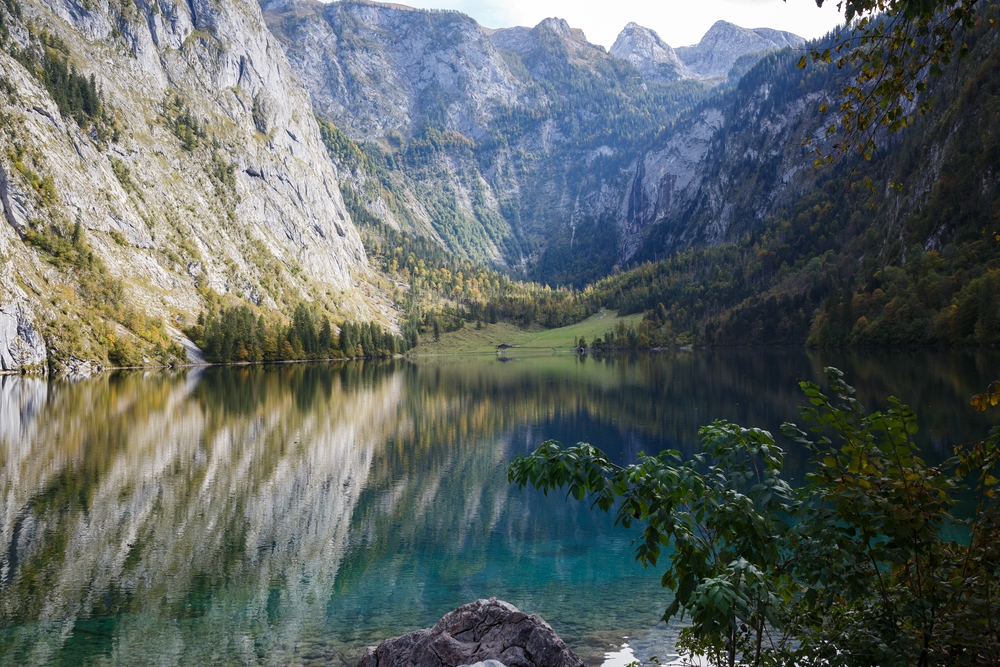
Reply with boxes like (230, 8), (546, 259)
(381, 0), (845, 50)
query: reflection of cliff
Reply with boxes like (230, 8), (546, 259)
(0, 376), (48, 446)
(335, 349), (1000, 597)
(0, 363), (404, 664)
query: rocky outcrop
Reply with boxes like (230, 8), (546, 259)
(610, 22), (692, 83)
(675, 21), (803, 79)
(357, 598), (584, 667)
(0, 299), (47, 373)
(490, 17), (593, 56)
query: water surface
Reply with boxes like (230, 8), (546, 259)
(1, 349), (997, 666)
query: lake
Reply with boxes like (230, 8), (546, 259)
(2, 348), (998, 666)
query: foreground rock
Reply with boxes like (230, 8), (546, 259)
(357, 598), (584, 667)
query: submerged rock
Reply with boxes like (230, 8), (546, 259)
(357, 598), (583, 667)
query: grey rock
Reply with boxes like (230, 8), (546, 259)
(490, 17), (591, 55)
(0, 298), (47, 372)
(175, 335), (207, 364)
(486, 25), (534, 54)
(676, 20), (803, 79)
(610, 22), (692, 83)
(59, 356), (98, 380)
(0, 160), (31, 237)
(357, 598), (583, 667)
(266, 0), (524, 143)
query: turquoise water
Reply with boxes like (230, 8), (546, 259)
(1, 349), (997, 666)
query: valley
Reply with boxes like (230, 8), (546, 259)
(1, 0), (999, 664)
(0, 0), (997, 370)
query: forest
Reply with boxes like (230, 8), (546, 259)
(184, 303), (410, 364)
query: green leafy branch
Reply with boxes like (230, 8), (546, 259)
(509, 367), (1000, 665)
(803, 0), (990, 180)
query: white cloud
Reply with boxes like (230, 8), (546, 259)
(377, 0), (843, 50)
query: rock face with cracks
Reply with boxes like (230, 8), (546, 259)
(357, 598), (584, 667)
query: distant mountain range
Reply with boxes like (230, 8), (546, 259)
(610, 20), (804, 83)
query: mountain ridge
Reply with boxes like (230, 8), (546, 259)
(674, 20), (805, 78)
(2, 0), (995, 373)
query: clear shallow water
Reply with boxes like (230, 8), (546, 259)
(1, 349), (998, 666)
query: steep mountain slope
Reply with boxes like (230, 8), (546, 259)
(0, 0), (377, 372)
(588, 10), (1000, 347)
(263, 0), (526, 267)
(264, 1), (712, 284)
(620, 50), (840, 259)
(262, 0), (523, 143)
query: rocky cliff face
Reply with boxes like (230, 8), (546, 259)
(675, 20), (804, 79)
(262, 2), (821, 287)
(489, 17), (595, 58)
(0, 0), (375, 373)
(264, 0), (524, 143)
(619, 50), (837, 258)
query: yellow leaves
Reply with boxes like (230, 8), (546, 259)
(970, 381), (1000, 411)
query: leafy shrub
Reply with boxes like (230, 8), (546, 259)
(510, 368), (1000, 666)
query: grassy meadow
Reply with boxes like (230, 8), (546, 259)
(412, 309), (644, 355)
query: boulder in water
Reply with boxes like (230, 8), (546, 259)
(356, 598), (584, 667)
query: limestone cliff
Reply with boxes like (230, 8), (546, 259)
(263, 2), (718, 284)
(0, 0), (375, 373)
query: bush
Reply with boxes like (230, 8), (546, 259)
(509, 368), (1000, 666)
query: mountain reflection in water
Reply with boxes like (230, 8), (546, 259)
(1, 350), (997, 666)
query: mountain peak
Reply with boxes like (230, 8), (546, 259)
(675, 21), (804, 78)
(490, 16), (593, 54)
(536, 17), (589, 43)
(610, 23), (691, 83)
